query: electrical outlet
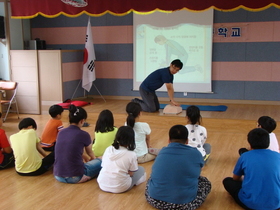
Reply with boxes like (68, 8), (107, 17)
(183, 92), (187, 96)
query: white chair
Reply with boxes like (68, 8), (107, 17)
(0, 81), (20, 122)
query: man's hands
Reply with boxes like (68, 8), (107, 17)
(170, 99), (180, 106)
(165, 83), (180, 107)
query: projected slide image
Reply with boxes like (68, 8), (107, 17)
(136, 24), (211, 85)
(133, 9), (213, 93)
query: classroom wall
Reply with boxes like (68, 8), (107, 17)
(30, 7), (280, 102)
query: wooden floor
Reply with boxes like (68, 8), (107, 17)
(1, 99), (280, 210)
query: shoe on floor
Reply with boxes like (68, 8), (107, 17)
(83, 122), (90, 127)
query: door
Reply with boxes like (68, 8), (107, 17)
(10, 50), (40, 114)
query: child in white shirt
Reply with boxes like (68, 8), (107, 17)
(185, 105), (211, 162)
(125, 102), (160, 163)
(97, 126), (146, 193)
(239, 116), (279, 154)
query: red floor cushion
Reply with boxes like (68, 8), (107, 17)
(57, 100), (91, 109)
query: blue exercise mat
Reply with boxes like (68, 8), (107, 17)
(160, 104), (228, 112)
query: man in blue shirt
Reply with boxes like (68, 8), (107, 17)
(145, 125), (211, 209)
(223, 128), (280, 210)
(132, 59), (183, 112)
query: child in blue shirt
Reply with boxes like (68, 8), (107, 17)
(223, 128), (280, 210)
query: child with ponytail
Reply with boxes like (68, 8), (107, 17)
(125, 102), (159, 163)
(54, 105), (101, 184)
(97, 126), (146, 193)
(185, 105), (211, 162)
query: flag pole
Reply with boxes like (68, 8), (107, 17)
(71, 79), (106, 102)
(79, 17), (106, 102)
(82, 17), (95, 92)
(92, 82), (106, 102)
(71, 79), (82, 100)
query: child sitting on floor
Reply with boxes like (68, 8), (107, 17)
(54, 105), (101, 184)
(0, 112), (14, 169)
(92, 109), (118, 158)
(239, 115), (279, 155)
(41, 105), (64, 151)
(10, 118), (55, 176)
(145, 125), (211, 209)
(125, 102), (159, 163)
(97, 126), (146, 193)
(223, 128), (280, 210)
(185, 105), (211, 162)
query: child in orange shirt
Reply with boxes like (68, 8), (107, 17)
(41, 105), (64, 151)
